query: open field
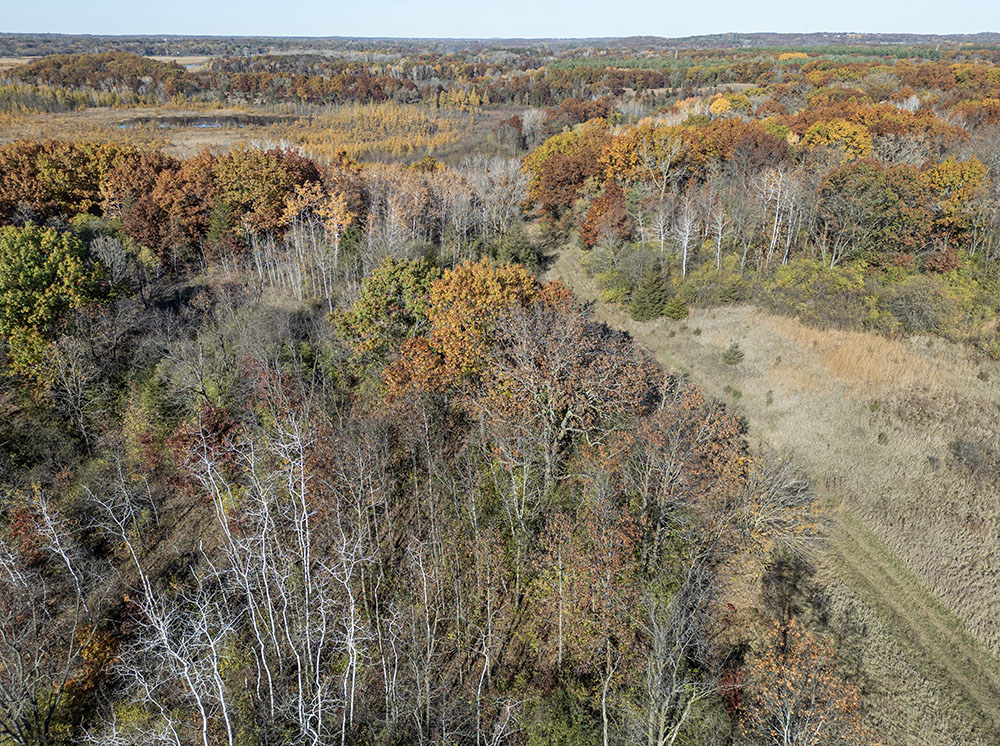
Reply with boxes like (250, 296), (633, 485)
(146, 54), (213, 69)
(0, 54), (212, 70)
(0, 56), (34, 71)
(0, 102), (501, 161)
(543, 243), (1000, 745)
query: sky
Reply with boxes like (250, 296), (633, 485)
(3, 0), (999, 39)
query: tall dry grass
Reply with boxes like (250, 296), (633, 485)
(264, 102), (462, 161)
(629, 302), (1000, 656)
(0, 102), (467, 162)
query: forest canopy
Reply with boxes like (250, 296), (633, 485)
(2, 31), (1000, 746)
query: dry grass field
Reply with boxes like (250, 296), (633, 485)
(0, 54), (212, 69)
(544, 243), (1000, 745)
(0, 107), (243, 153)
(147, 54), (213, 69)
(0, 102), (496, 162)
(0, 56), (34, 71)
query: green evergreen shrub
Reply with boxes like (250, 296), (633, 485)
(630, 263), (669, 321)
(663, 294), (689, 320)
(723, 342), (744, 366)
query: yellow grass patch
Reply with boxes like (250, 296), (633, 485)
(753, 311), (939, 390)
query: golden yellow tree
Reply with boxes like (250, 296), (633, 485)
(921, 156), (987, 244)
(801, 119), (873, 161)
(382, 260), (572, 397)
(284, 182), (357, 266)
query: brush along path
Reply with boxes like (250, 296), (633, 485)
(542, 242), (1000, 743)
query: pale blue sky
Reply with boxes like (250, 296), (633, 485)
(3, 0), (998, 39)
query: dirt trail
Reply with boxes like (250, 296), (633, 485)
(542, 243), (1000, 743)
(829, 509), (1000, 741)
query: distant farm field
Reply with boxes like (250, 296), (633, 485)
(146, 54), (213, 69)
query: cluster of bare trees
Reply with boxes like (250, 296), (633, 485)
(0, 270), (833, 746)
(230, 155), (528, 306)
(0, 496), (91, 746)
(621, 167), (815, 273)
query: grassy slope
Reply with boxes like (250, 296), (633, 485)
(543, 243), (1000, 745)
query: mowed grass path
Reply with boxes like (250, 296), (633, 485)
(543, 243), (1000, 745)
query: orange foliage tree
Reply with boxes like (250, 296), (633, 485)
(99, 149), (179, 261)
(383, 259), (546, 394)
(151, 150), (219, 264)
(740, 618), (867, 746)
(523, 118), (611, 215)
(579, 179), (634, 249)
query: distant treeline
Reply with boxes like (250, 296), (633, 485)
(3, 30), (1000, 57)
(5, 43), (1000, 114)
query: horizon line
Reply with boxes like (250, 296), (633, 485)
(2, 30), (999, 42)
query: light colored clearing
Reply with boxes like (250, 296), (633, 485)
(0, 55), (212, 71)
(0, 107), (278, 158)
(147, 55), (214, 70)
(0, 56), (33, 70)
(0, 103), (470, 163)
(0, 107), (250, 156)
